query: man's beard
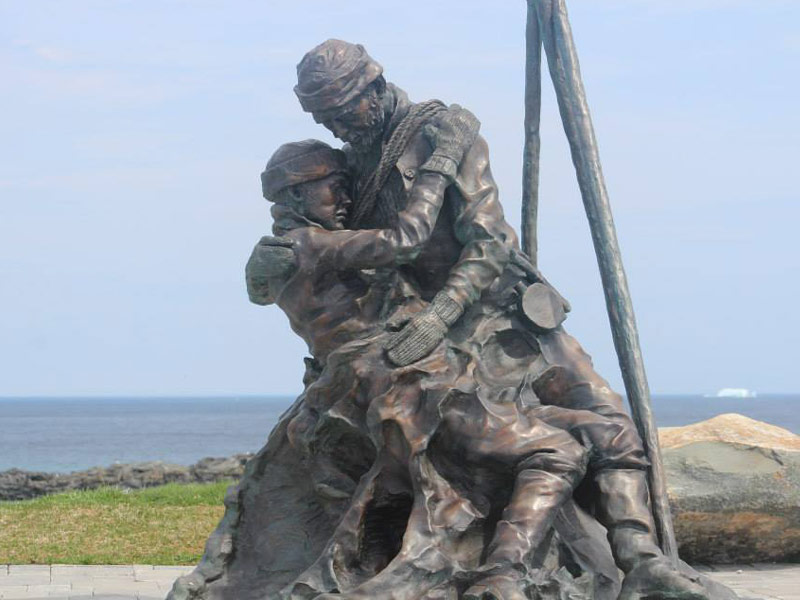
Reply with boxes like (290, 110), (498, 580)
(348, 104), (385, 153)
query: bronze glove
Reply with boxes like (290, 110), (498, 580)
(385, 291), (463, 366)
(245, 236), (296, 305)
(420, 104), (481, 181)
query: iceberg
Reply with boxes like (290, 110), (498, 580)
(712, 388), (758, 399)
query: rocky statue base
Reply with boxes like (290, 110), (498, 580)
(167, 398), (741, 600)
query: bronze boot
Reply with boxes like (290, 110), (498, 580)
(464, 470), (574, 600)
(595, 469), (708, 600)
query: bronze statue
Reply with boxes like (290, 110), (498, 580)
(168, 8), (742, 600)
(250, 122), (593, 599)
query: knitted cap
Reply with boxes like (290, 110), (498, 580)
(295, 39), (383, 113)
(261, 140), (348, 201)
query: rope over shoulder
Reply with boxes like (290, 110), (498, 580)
(350, 100), (447, 227)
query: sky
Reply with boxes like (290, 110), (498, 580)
(0, 0), (797, 397)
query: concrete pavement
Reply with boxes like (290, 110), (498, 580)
(0, 563), (797, 599)
(0, 565), (190, 599)
(697, 564), (800, 600)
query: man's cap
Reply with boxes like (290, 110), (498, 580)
(294, 39), (383, 114)
(261, 139), (348, 201)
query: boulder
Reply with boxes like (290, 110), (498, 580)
(660, 413), (800, 563)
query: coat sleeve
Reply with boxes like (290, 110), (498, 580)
(438, 134), (518, 308)
(306, 172), (450, 269)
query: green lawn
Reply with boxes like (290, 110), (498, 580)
(0, 482), (230, 565)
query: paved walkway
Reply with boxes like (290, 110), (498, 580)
(697, 565), (800, 600)
(0, 564), (797, 599)
(0, 565), (189, 599)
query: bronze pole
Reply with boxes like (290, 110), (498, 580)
(522, 1), (543, 264)
(532, 0), (679, 562)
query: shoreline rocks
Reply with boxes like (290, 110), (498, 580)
(0, 454), (253, 501)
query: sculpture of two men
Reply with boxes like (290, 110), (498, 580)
(241, 40), (716, 600)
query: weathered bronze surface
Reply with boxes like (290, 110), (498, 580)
(167, 21), (741, 600)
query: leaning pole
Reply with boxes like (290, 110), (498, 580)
(523, 0), (679, 562)
(521, 0), (542, 263)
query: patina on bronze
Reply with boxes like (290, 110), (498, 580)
(167, 11), (742, 600)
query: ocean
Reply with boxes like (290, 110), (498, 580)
(0, 394), (797, 473)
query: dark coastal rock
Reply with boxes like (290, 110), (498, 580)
(0, 454), (252, 501)
(660, 414), (800, 564)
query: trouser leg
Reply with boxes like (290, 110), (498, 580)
(463, 431), (586, 600)
(534, 329), (633, 419)
(531, 330), (656, 560)
(532, 333), (659, 562)
(528, 404), (648, 471)
(594, 467), (709, 599)
(479, 425), (587, 568)
(594, 468), (661, 572)
(483, 469), (574, 568)
(524, 404), (664, 572)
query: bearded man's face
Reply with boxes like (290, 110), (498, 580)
(313, 86), (384, 150)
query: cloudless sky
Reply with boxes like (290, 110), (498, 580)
(0, 0), (797, 397)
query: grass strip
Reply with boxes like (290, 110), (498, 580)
(0, 481), (230, 565)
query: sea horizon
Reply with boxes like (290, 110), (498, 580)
(1, 393), (797, 474)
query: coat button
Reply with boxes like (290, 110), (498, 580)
(403, 168), (416, 180)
